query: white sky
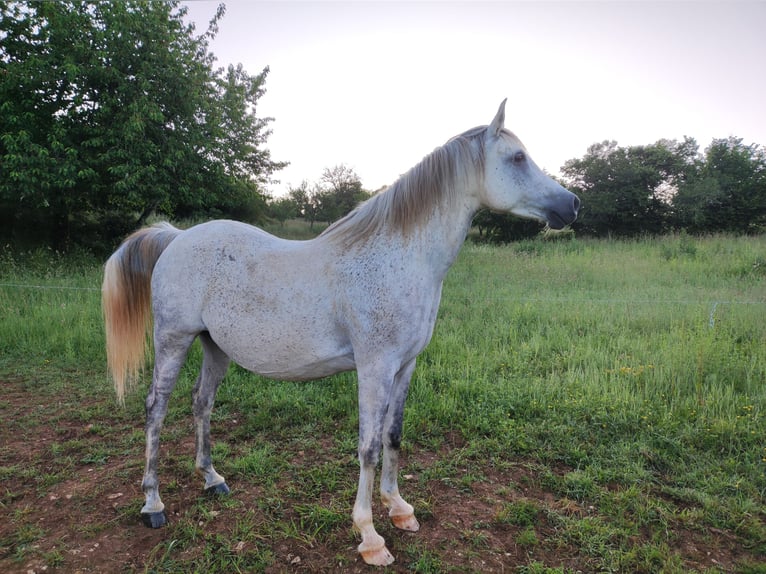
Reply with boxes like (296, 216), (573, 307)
(182, 0), (766, 196)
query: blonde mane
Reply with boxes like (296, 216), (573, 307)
(321, 125), (489, 245)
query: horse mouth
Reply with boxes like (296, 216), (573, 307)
(546, 211), (571, 230)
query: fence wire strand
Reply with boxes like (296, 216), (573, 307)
(1, 282), (764, 308)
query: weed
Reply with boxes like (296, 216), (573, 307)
(517, 561), (569, 573)
(517, 526), (539, 548)
(495, 499), (540, 527)
(461, 528), (490, 548)
(407, 547), (444, 573)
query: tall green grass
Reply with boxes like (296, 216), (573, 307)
(0, 245), (105, 374)
(1, 232), (764, 571)
(413, 236), (764, 478)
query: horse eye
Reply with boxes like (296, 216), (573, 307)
(513, 151), (526, 164)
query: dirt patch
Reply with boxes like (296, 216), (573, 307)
(0, 378), (757, 573)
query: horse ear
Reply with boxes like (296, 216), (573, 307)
(488, 98), (507, 137)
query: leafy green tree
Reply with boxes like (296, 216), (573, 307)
(672, 173), (720, 232)
(0, 1), (285, 250)
(318, 164), (369, 222)
(673, 138), (766, 233)
(562, 139), (698, 236)
(287, 180), (323, 229)
(267, 195), (299, 226)
(287, 166), (370, 227)
(287, 181), (308, 217)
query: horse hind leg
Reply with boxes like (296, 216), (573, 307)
(192, 332), (231, 496)
(192, 333), (231, 500)
(141, 330), (197, 528)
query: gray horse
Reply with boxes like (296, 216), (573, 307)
(102, 100), (579, 565)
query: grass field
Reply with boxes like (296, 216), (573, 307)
(0, 229), (764, 573)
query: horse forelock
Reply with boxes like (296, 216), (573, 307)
(322, 125), (488, 245)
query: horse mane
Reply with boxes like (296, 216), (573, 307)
(320, 125), (489, 245)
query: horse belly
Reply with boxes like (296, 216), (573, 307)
(239, 353), (357, 381)
(204, 305), (356, 381)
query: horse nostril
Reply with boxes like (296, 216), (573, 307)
(572, 195), (581, 214)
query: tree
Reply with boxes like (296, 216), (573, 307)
(673, 138), (766, 233)
(0, 1), (286, 250)
(287, 180), (322, 229)
(267, 196), (299, 226)
(287, 165), (371, 228)
(561, 139), (698, 236)
(318, 164), (369, 222)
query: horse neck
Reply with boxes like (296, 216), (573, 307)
(405, 179), (481, 279)
(322, 154), (483, 278)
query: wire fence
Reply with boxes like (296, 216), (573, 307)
(2, 281), (765, 302)
(0, 282), (101, 292)
(3, 279), (764, 331)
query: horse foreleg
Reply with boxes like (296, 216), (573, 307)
(193, 333), (231, 495)
(141, 331), (195, 528)
(381, 359), (419, 532)
(353, 460), (394, 566)
(352, 367), (395, 566)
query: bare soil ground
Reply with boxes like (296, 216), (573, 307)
(0, 378), (754, 573)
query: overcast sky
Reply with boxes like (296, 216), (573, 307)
(182, 0), (766, 196)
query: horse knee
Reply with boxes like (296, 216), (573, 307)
(386, 425), (402, 451)
(359, 437), (382, 467)
(192, 399), (212, 419)
(384, 404), (404, 448)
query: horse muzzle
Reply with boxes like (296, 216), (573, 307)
(545, 192), (580, 230)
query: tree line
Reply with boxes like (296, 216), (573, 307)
(2, 1), (764, 253)
(287, 136), (766, 242)
(270, 164), (373, 230)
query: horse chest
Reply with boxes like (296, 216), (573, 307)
(342, 272), (443, 363)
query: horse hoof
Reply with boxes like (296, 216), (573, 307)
(392, 513), (420, 532)
(141, 511), (167, 528)
(205, 482), (230, 496)
(360, 544), (395, 566)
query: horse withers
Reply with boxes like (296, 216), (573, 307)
(102, 100), (579, 566)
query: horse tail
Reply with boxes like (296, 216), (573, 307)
(102, 222), (182, 404)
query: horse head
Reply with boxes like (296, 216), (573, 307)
(481, 99), (579, 229)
